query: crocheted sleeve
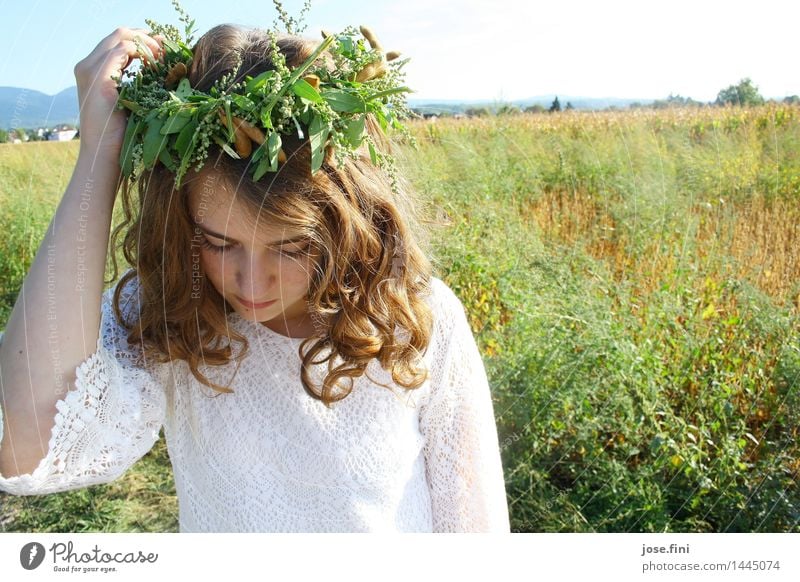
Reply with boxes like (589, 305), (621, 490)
(419, 278), (511, 532)
(0, 273), (169, 495)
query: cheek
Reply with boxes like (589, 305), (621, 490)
(199, 251), (227, 286)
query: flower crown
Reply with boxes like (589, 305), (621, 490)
(114, 3), (416, 191)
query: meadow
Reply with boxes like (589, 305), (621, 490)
(1, 104), (798, 532)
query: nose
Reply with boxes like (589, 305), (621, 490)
(235, 251), (277, 301)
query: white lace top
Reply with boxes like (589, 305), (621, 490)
(0, 272), (510, 532)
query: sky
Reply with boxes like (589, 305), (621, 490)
(0, 0), (797, 102)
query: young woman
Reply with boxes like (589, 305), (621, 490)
(0, 23), (510, 533)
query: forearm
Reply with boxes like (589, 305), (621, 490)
(0, 150), (120, 477)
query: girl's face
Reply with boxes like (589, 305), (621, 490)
(187, 172), (319, 338)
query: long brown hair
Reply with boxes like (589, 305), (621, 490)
(108, 24), (435, 406)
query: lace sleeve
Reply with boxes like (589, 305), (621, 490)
(419, 279), (511, 532)
(0, 273), (170, 495)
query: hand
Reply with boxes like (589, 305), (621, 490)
(73, 27), (164, 160)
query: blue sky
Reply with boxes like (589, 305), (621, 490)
(0, 0), (797, 102)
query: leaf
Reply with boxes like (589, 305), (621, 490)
(323, 90), (366, 113)
(213, 135), (241, 159)
(368, 142), (378, 165)
(253, 155), (272, 181)
(160, 111), (192, 134)
(309, 114), (330, 174)
(120, 114), (143, 177)
(142, 116), (167, 168)
(267, 131), (282, 170)
(245, 70), (275, 94)
(291, 79), (323, 103)
(232, 94), (256, 112)
(175, 119), (198, 160)
(162, 39), (181, 54)
(118, 99), (141, 112)
(260, 105), (274, 129)
(337, 36), (354, 57)
(345, 115), (365, 148)
(251, 142), (266, 164)
(223, 101), (234, 142)
(175, 77), (194, 99)
(158, 146), (177, 171)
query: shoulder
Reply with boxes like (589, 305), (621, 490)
(101, 268), (143, 323)
(424, 276), (469, 327)
(419, 275), (473, 355)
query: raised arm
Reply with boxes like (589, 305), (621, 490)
(0, 28), (163, 478)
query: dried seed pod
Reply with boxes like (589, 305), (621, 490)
(385, 51), (401, 61)
(321, 29), (334, 40)
(234, 127), (252, 157)
(165, 62), (188, 89)
(278, 148), (287, 163)
(233, 117), (265, 145)
(303, 74), (320, 90)
(359, 25), (383, 52)
(356, 61), (386, 82)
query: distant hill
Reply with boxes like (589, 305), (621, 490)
(407, 96), (656, 115)
(0, 86), (79, 129)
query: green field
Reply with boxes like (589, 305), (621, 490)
(1, 105), (798, 532)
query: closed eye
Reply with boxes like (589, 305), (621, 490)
(200, 237), (311, 257)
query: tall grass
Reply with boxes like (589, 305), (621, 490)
(1, 105), (798, 531)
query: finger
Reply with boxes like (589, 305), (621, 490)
(95, 27), (159, 54)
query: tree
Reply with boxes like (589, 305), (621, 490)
(524, 104), (546, 114)
(496, 103), (521, 115)
(565, 101), (574, 110)
(0, 129), (7, 143)
(784, 95), (800, 104)
(549, 96), (561, 113)
(465, 106), (490, 117)
(715, 78), (764, 107)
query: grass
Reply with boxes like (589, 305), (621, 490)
(1, 104), (798, 531)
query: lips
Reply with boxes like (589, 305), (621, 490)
(236, 296), (277, 309)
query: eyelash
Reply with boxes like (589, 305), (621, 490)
(199, 238), (308, 257)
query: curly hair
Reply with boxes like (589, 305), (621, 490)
(108, 24), (436, 407)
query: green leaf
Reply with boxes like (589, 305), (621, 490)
(345, 115), (365, 148)
(368, 142), (378, 165)
(175, 77), (194, 99)
(120, 114), (143, 178)
(175, 119), (198, 160)
(158, 146), (177, 171)
(118, 99), (141, 112)
(291, 79), (323, 103)
(213, 135), (241, 159)
(260, 105), (274, 130)
(309, 114), (330, 174)
(252, 155), (272, 182)
(223, 101), (234, 142)
(142, 116), (167, 168)
(232, 94), (256, 112)
(251, 142), (267, 164)
(162, 39), (181, 54)
(267, 131), (282, 170)
(323, 90), (366, 113)
(245, 70), (275, 94)
(374, 108), (388, 132)
(337, 36), (354, 57)
(160, 110), (192, 134)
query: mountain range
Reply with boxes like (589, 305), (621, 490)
(3, 84), (740, 129)
(0, 86), (80, 129)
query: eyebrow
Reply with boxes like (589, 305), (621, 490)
(193, 223), (308, 247)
